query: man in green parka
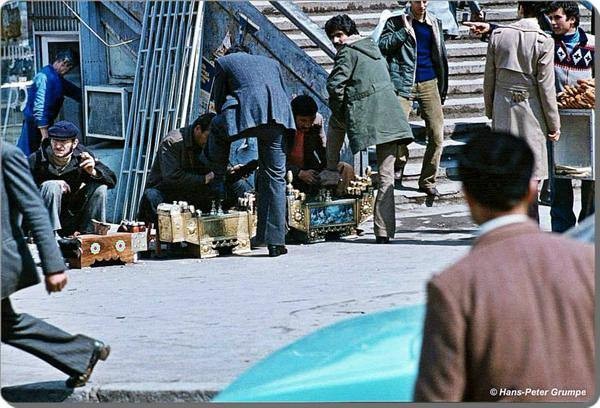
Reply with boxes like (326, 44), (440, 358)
(324, 14), (414, 243)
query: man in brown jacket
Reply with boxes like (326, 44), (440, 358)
(483, 1), (561, 222)
(414, 130), (594, 402)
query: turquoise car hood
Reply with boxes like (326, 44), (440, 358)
(214, 304), (425, 402)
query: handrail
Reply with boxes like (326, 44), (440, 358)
(268, 1), (336, 60)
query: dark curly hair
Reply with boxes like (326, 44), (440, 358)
(324, 14), (360, 38)
(545, 1), (581, 27)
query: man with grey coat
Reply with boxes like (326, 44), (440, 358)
(1, 142), (109, 388)
(204, 45), (296, 257)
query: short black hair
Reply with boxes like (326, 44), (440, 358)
(225, 44), (250, 55)
(324, 14), (360, 38)
(291, 95), (318, 117)
(518, 1), (546, 18)
(191, 112), (216, 132)
(458, 130), (534, 211)
(54, 49), (78, 67)
(545, 1), (581, 27)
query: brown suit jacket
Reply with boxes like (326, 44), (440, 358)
(414, 221), (594, 402)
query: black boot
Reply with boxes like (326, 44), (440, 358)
(268, 245), (288, 257)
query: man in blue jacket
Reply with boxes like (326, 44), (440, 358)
(377, 1), (449, 198)
(17, 50), (81, 156)
(204, 45), (296, 257)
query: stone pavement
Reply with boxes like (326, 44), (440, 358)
(0, 202), (556, 402)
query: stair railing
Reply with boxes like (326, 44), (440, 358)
(267, 1), (336, 60)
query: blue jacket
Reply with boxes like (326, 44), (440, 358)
(23, 64), (81, 127)
(377, 9), (449, 103)
(211, 52), (295, 139)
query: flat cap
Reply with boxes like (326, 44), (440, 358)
(48, 121), (80, 140)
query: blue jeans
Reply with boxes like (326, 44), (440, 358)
(550, 178), (595, 232)
(206, 120), (287, 246)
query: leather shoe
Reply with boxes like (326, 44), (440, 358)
(375, 236), (390, 244)
(57, 237), (79, 251)
(57, 237), (80, 258)
(66, 341), (110, 388)
(268, 245), (288, 257)
(418, 186), (440, 197)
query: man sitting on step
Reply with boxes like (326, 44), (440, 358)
(287, 95), (355, 197)
(28, 121), (116, 241)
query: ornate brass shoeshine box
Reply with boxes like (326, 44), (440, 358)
(286, 168), (374, 243)
(157, 198), (257, 258)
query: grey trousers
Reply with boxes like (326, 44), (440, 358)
(374, 141), (398, 238)
(39, 181), (107, 235)
(327, 117), (398, 239)
(1, 298), (95, 377)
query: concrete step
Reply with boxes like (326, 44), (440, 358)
(393, 177), (464, 207)
(448, 77), (485, 95)
(441, 96), (485, 118)
(264, 6), (591, 32)
(409, 115), (490, 139)
(448, 60), (485, 76)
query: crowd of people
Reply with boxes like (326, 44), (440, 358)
(0, 0), (595, 401)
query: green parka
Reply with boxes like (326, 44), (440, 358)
(327, 36), (413, 154)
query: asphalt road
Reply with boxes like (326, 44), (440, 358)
(0, 203), (556, 401)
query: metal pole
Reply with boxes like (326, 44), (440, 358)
(113, 0), (151, 221)
(268, 0), (336, 60)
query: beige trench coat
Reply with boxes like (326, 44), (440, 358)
(484, 18), (560, 180)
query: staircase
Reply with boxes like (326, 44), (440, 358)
(252, 0), (593, 205)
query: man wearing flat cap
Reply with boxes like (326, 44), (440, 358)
(17, 49), (82, 156)
(28, 120), (116, 238)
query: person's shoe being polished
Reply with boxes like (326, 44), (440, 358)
(66, 341), (111, 388)
(268, 245), (288, 257)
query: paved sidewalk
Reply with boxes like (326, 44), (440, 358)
(1, 203), (555, 402)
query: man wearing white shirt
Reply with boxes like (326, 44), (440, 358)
(414, 130), (594, 402)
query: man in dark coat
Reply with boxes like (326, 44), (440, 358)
(138, 112), (255, 225)
(204, 45), (296, 257)
(17, 50), (81, 156)
(1, 142), (110, 388)
(28, 121), (116, 237)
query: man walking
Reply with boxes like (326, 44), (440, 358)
(377, 0), (448, 197)
(546, 1), (595, 232)
(414, 130), (594, 402)
(204, 45), (296, 257)
(2, 142), (110, 388)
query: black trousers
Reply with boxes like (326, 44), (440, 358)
(1, 298), (95, 377)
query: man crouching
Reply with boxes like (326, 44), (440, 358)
(28, 121), (116, 238)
